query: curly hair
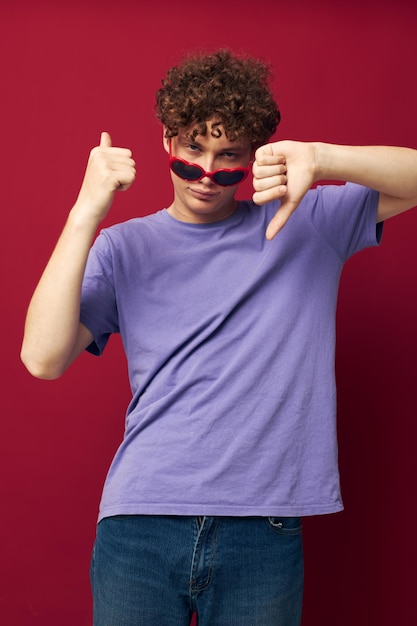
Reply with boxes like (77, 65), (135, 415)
(155, 49), (281, 147)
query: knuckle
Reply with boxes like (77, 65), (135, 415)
(89, 146), (101, 160)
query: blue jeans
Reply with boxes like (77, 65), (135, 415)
(90, 515), (304, 625)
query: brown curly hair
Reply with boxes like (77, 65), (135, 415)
(155, 49), (280, 148)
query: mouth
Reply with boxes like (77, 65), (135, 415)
(189, 186), (219, 200)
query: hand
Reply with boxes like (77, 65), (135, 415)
(252, 140), (318, 239)
(74, 131), (136, 222)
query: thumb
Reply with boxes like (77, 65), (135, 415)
(265, 199), (299, 240)
(100, 131), (112, 148)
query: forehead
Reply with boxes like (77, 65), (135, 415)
(180, 120), (250, 149)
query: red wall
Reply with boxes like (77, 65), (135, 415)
(2, 1), (417, 624)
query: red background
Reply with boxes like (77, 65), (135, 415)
(2, 1), (417, 624)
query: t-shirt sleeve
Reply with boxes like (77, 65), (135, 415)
(307, 182), (382, 261)
(80, 230), (119, 356)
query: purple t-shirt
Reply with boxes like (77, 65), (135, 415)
(80, 183), (381, 520)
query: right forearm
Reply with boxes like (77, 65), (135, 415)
(21, 206), (99, 379)
(21, 132), (136, 379)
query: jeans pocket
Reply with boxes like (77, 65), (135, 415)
(265, 516), (302, 536)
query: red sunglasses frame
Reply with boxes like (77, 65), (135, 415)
(168, 141), (251, 187)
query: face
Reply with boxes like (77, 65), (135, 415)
(164, 121), (252, 225)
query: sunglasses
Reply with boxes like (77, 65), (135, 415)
(168, 141), (251, 187)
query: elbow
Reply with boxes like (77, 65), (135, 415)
(20, 348), (65, 381)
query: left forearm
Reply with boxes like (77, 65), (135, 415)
(314, 143), (417, 200)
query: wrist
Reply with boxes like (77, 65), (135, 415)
(311, 141), (331, 182)
(313, 142), (353, 183)
(68, 200), (104, 234)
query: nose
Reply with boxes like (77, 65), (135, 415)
(198, 155), (216, 184)
(200, 153), (216, 176)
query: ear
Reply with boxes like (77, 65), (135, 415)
(162, 127), (170, 154)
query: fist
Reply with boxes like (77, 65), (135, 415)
(75, 131), (136, 221)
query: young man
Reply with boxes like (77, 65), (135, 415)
(21, 49), (417, 625)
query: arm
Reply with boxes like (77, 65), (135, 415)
(252, 141), (417, 240)
(20, 132), (136, 380)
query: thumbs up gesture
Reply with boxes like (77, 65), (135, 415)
(74, 132), (136, 222)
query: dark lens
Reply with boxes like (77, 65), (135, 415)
(171, 159), (203, 181)
(213, 170), (245, 186)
